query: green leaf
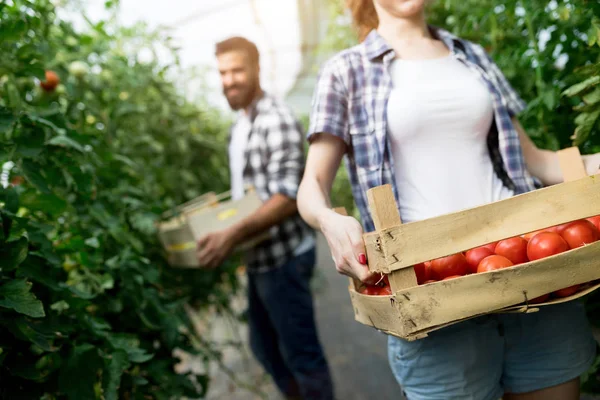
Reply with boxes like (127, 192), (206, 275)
(84, 237), (100, 248)
(572, 110), (600, 146)
(26, 115), (66, 136)
(6, 317), (56, 352)
(50, 300), (70, 313)
(21, 160), (51, 194)
(17, 256), (63, 290)
(59, 345), (101, 400)
(583, 87), (600, 105)
(0, 236), (29, 272)
(563, 76), (600, 98)
(1, 186), (19, 214)
(19, 191), (67, 216)
(0, 279), (44, 318)
(542, 90), (556, 111)
(102, 350), (130, 400)
(0, 107), (17, 134)
(14, 123), (46, 158)
(46, 136), (85, 152)
(106, 334), (154, 363)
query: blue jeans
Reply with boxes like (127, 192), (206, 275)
(247, 248), (334, 400)
(388, 301), (596, 400)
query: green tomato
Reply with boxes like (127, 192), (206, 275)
(68, 61), (89, 78)
(65, 36), (78, 47)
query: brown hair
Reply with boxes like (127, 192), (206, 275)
(346, 0), (379, 42)
(215, 36), (260, 66)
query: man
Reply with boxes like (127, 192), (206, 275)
(196, 36), (334, 400)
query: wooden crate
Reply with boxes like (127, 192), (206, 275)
(157, 187), (269, 268)
(340, 147), (600, 340)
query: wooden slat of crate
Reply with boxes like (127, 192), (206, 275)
(372, 175), (600, 273)
(186, 190), (269, 245)
(356, 241), (600, 338)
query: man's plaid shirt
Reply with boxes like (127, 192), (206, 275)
(231, 93), (314, 273)
(308, 27), (541, 233)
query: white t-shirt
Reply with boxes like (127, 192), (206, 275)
(229, 113), (252, 201)
(386, 55), (514, 223)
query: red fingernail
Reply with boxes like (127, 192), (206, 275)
(358, 253), (367, 265)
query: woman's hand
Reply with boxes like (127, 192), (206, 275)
(318, 209), (377, 283)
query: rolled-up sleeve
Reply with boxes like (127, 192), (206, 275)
(307, 59), (350, 144)
(264, 112), (305, 199)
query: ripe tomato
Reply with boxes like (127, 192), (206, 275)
(530, 294), (550, 304)
(522, 229), (548, 241)
(477, 255), (513, 273)
(551, 223), (572, 235)
(378, 285), (392, 296)
(360, 285), (381, 295)
(554, 285), (580, 298)
(413, 262), (430, 284)
(40, 70), (60, 92)
(560, 220), (600, 249)
(442, 275), (462, 281)
(527, 232), (569, 261)
(430, 253), (469, 280)
(587, 215), (600, 231)
(482, 242), (498, 252)
(494, 237), (529, 265)
(465, 247), (494, 274)
(422, 280), (437, 284)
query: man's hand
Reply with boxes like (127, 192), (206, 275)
(196, 228), (236, 269)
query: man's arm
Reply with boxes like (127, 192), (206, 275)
(227, 193), (297, 245)
(197, 109), (306, 268)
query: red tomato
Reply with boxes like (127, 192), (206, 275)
(477, 255), (513, 273)
(551, 223), (572, 235)
(554, 285), (580, 298)
(527, 232), (569, 261)
(378, 285), (392, 296)
(423, 280), (437, 284)
(413, 262), (430, 284)
(430, 254), (469, 280)
(360, 285), (381, 295)
(530, 294), (550, 304)
(40, 70), (60, 92)
(587, 215), (600, 231)
(482, 242), (498, 252)
(465, 247), (494, 274)
(560, 220), (600, 249)
(442, 275), (462, 281)
(522, 229), (548, 241)
(494, 237), (529, 265)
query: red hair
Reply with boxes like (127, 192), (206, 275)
(346, 0), (379, 42)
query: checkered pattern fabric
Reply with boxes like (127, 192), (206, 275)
(308, 27), (541, 232)
(233, 93), (314, 272)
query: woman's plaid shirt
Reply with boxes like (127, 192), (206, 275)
(308, 27), (540, 232)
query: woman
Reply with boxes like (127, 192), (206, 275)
(297, 0), (600, 399)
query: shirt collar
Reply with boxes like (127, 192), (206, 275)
(246, 91), (271, 123)
(363, 25), (466, 61)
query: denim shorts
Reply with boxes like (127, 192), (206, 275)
(388, 301), (597, 400)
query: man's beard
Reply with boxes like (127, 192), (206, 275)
(224, 80), (258, 111)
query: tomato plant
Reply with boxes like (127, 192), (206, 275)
(0, 1), (237, 398)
